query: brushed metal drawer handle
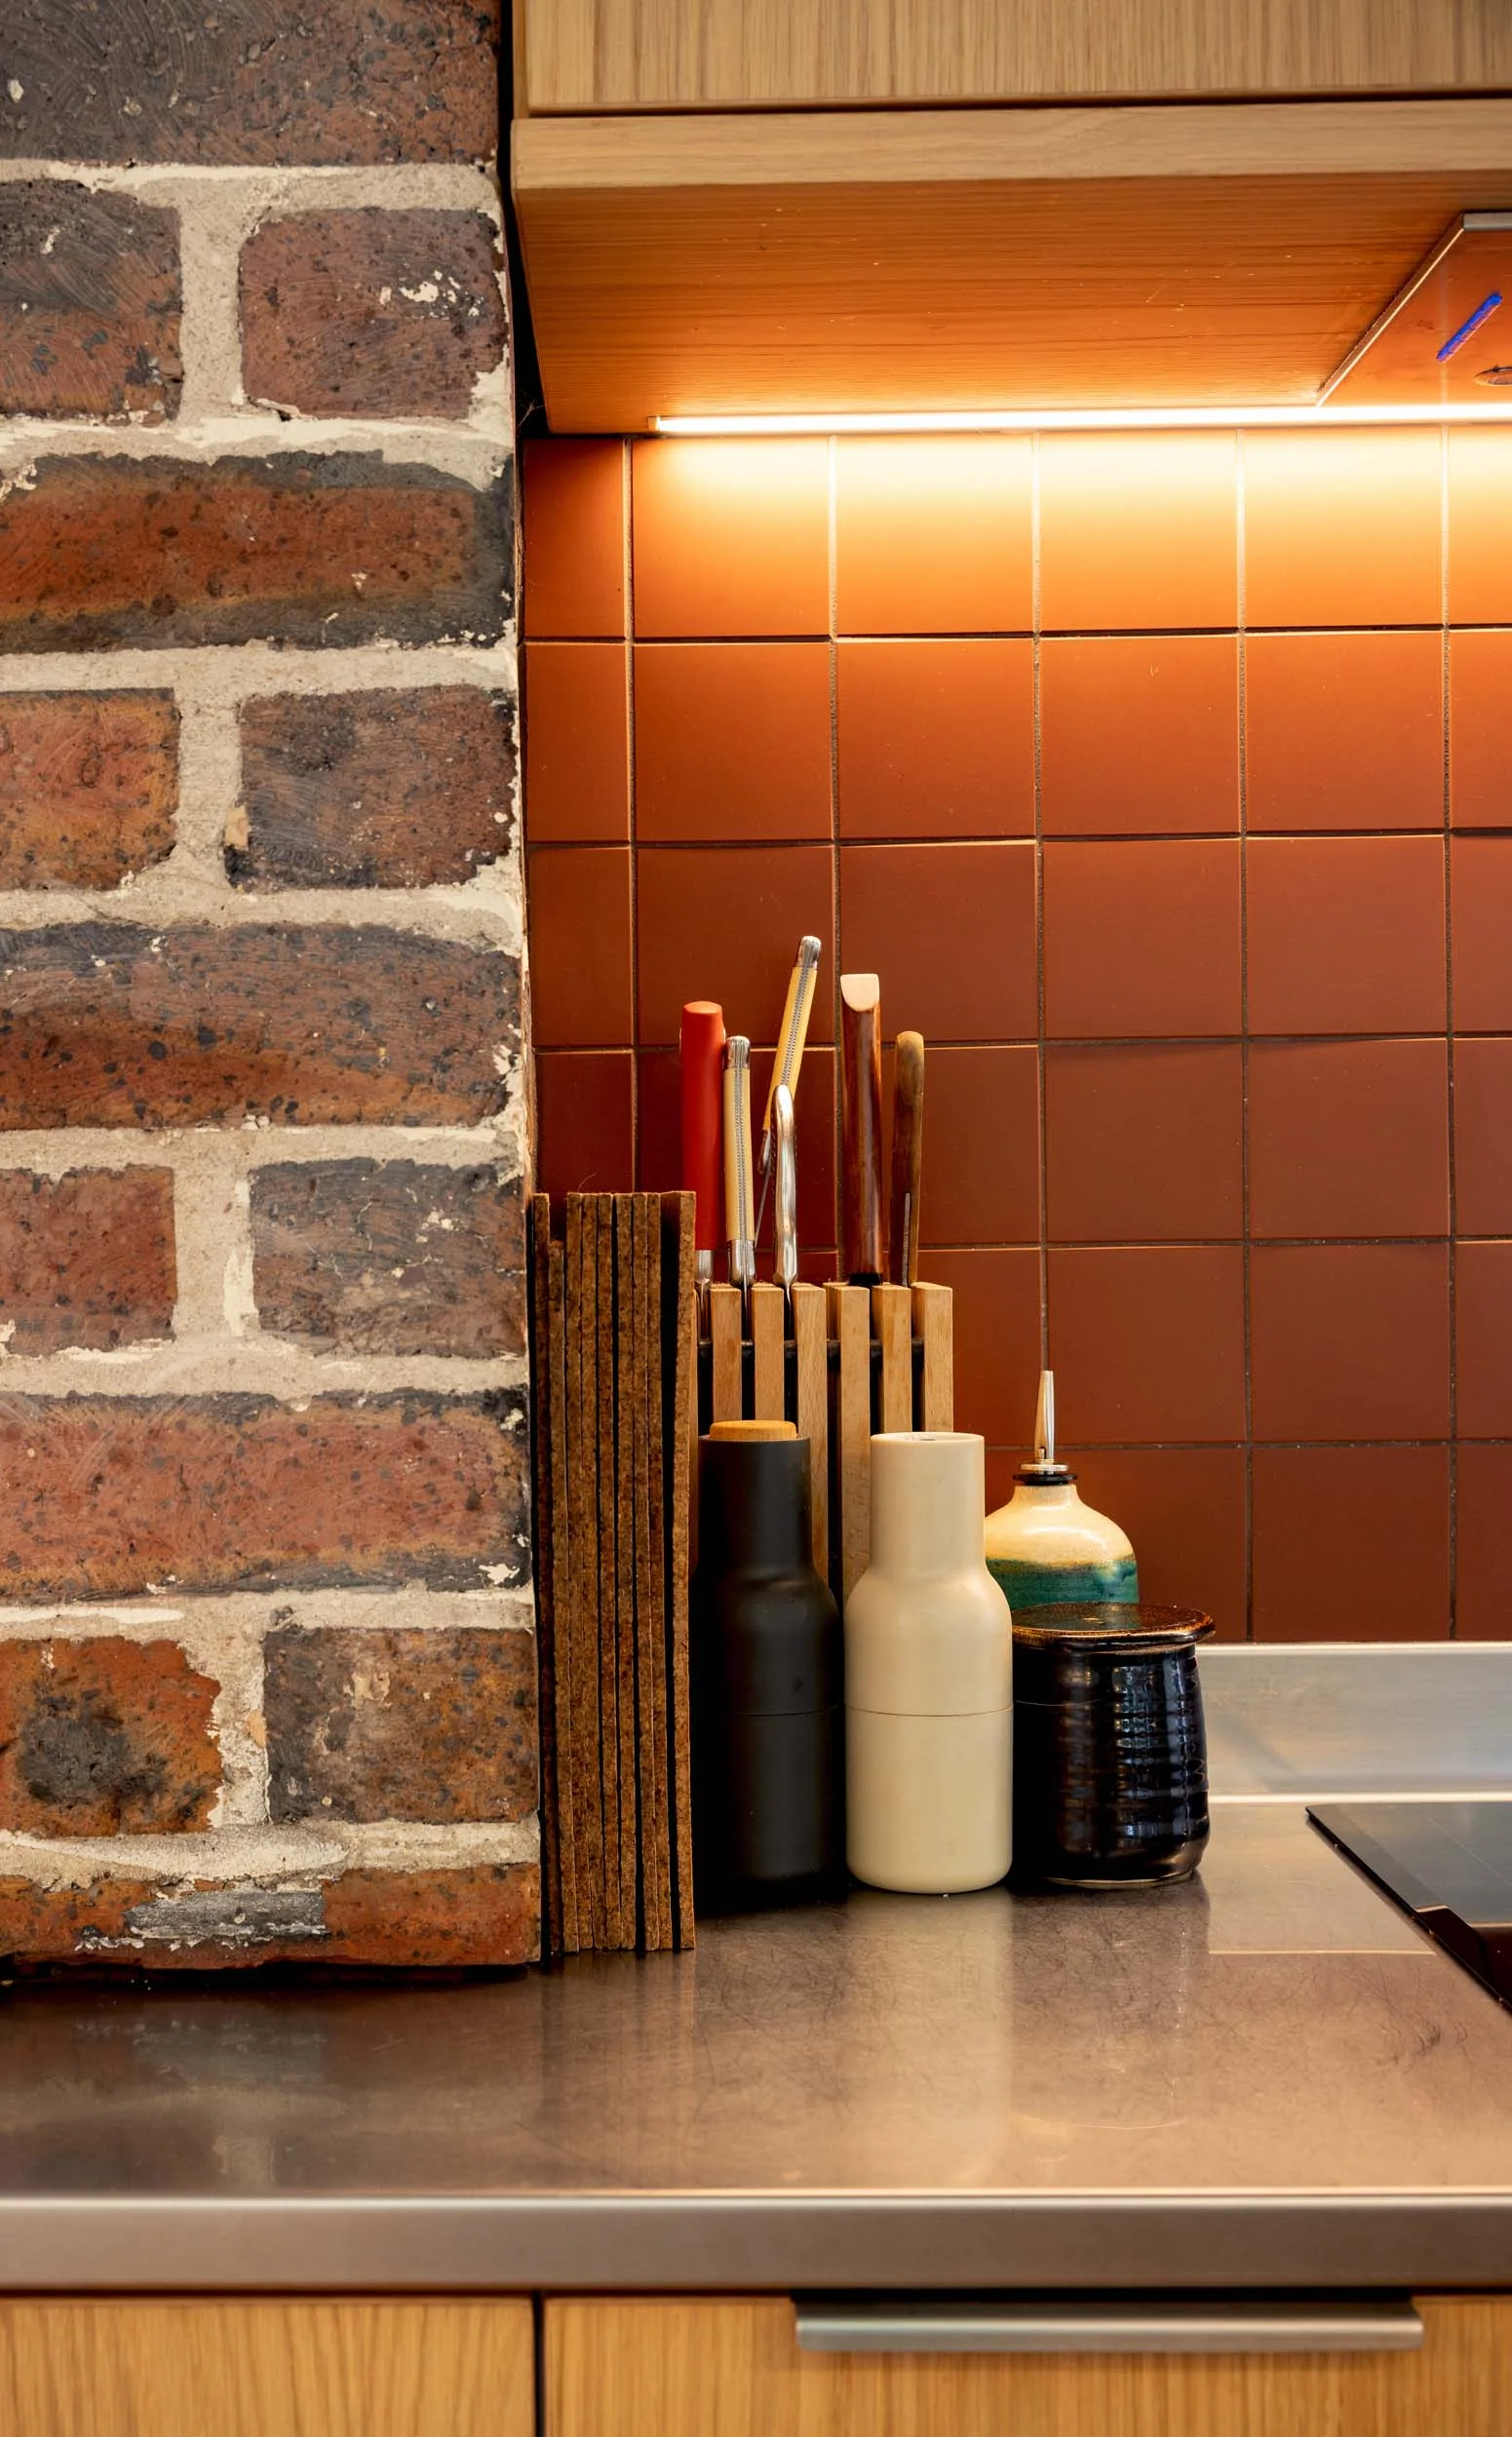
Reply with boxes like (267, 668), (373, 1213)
(794, 2299), (1425, 2355)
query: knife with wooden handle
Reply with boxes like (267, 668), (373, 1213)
(679, 999), (726, 1302)
(889, 1030), (925, 1291)
(722, 1033), (756, 1319)
(756, 934), (822, 1243)
(772, 1082), (798, 1300)
(840, 973), (887, 1286)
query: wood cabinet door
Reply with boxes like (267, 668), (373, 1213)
(544, 2295), (1512, 2437)
(0, 2299), (533, 2437)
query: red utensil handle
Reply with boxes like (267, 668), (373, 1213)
(679, 999), (726, 1257)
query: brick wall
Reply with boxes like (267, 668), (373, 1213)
(524, 428), (1512, 1648)
(0, 3), (537, 1967)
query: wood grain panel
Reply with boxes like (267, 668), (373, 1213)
(544, 2295), (1512, 2437)
(512, 102), (1512, 427)
(0, 2299), (532, 2437)
(523, 0), (1512, 113)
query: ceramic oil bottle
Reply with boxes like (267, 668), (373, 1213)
(845, 1431), (1013, 1894)
(985, 1371), (1137, 1610)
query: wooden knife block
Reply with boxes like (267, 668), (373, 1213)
(697, 1281), (954, 1606)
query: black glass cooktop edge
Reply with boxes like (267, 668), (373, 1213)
(1309, 1800), (1512, 2013)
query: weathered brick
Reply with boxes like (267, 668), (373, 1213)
(0, 183), (180, 423)
(0, 457), (512, 655)
(0, 923), (517, 1129)
(250, 1161), (523, 1356)
(0, 1391), (526, 1598)
(0, 1169), (175, 1352)
(0, 692), (178, 888)
(0, 1), (499, 167)
(264, 1624), (536, 1823)
(242, 210), (506, 419)
(0, 1638), (219, 1837)
(232, 687), (516, 889)
(0, 1860), (539, 1970)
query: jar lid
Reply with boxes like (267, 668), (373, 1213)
(1011, 1601), (1214, 1654)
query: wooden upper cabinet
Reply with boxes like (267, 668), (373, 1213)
(519, 0), (1512, 113)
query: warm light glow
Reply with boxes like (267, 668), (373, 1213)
(652, 404), (1512, 435)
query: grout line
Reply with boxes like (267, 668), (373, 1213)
(828, 435), (843, 1254)
(1442, 425), (1459, 1635)
(623, 437), (641, 1183)
(1237, 427), (1255, 1641)
(1030, 429), (1050, 1376)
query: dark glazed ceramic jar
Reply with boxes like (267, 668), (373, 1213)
(691, 1435), (845, 1911)
(1011, 1603), (1214, 1890)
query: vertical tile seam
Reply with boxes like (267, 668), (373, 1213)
(623, 437), (640, 1181)
(1031, 430), (1050, 1379)
(1442, 422), (1457, 1636)
(828, 434), (842, 1256)
(1237, 427), (1254, 1642)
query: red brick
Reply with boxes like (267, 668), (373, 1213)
(242, 210), (506, 419)
(0, 1392), (526, 1599)
(264, 1626), (537, 1822)
(0, 1169), (175, 1352)
(0, 924), (515, 1130)
(0, 183), (180, 421)
(0, 1639), (218, 1837)
(0, 457), (511, 654)
(0, 692), (177, 887)
(0, 1), (499, 167)
(250, 1161), (524, 1357)
(233, 688), (515, 888)
(0, 1862), (539, 1970)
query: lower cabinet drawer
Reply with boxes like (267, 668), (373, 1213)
(0, 2298), (534, 2437)
(544, 2295), (1512, 2437)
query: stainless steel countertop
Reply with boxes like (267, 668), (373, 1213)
(2, 1802), (1510, 2292)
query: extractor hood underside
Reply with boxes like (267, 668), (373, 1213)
(512, 98), (1512, 429)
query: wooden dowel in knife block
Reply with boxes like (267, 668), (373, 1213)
(828, 1281), (872, 1604)
(911, 1281), (955, 1431)
(839, 975), (887, 1286)
(708, 1284), (743, 1423)
(791, 1280), (828, 1581)
(872, 1283), (912, 1434)
(750, 1282), (786, 1421)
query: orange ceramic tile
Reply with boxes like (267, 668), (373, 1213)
(1243, 429), (1442, 629)
(1248, 1039), (1450, 1239)
(526, 846), (635, 1049)
(1454, 1240), (1512, 1439)
(922, 1248), (1042, 1443)
(1452, 836), (1512, 1029)
(1246, 631), (1445, 832)
(834, 436), (1032, 634)
(1454, 1444), (1512, 1640)
(1246, 836), (1447, 1035)
(523, 642), (630, 844)
(522, 438), (625, 638)
(634, 643), (833, 842)
(1046, 1044), (1242, 1242)
(1250, 1243), (1450, 1440)
(1068, 1448), (1247, 1642)
(1043, 840), (1241, 1039)
(839, 842), (1037, 1041)
(635, 843), (835, 1049)
(1038, 433), (1238, 632)
(1448, 430), (1512, 625)
(631, 438), (830, 638)
(1454, 1037), (1512, 1234)
(638, 1043), (837, 1254)
(907, 1044), (1039, 1247)
(1039, 636), (1239, 836)
(1449, 631), (1512, 829)
(534, 1051), (635, 1197)
(1252, 1447), (1450, 1641)
(837, 638), (1034, 839)
(984, 1448), (1031, 1512)
(1048, 1246), (1246, 1443)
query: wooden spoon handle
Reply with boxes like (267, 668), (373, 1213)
(840, 974), (886, 1285)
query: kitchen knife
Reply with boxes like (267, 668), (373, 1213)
(755, 934), (822, 1243)
(839, 973), (887, 1286)
(722, 1033), (756, 1319)
(772, 1082), (798, 1300)
(679, 999), (726, 1301)
(889, 1030), (925, 1291)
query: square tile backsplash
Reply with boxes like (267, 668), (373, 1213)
(523, 428), (1512, 1644)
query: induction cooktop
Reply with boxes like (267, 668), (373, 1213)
(1309, 1801), (1512, 2011)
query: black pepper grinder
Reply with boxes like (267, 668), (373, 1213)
(691, 1420), (845, 1911)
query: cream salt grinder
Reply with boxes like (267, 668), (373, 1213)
(985, 1370), (1138, 1611)
(844, 1432), (1013, 1894)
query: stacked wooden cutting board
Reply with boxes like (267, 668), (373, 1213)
(527, 1192), (697, 1957)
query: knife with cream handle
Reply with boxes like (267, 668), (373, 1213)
(772, 1083), (798, 1300)
(755, 934), (821, 1243)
